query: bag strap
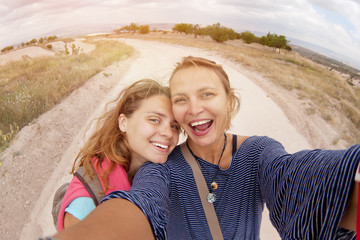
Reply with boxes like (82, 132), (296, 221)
(75, 165), (104, 206)
(180, 143), (224, 240)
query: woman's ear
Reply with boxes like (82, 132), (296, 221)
(118, 114), (127, 132)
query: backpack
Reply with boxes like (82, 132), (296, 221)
(51, 165), (103, 230)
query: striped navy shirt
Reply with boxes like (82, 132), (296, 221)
(103, 136), (360, 239)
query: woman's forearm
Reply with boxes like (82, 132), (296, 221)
(54, 198), (155, 240)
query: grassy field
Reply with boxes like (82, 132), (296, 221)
(110, 32), (360, 146)
(0, 40), (134, 152)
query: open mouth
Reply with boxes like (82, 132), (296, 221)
(151, 142), (169, 149)
(189, 119), (213, 133)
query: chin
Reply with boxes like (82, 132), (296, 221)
(150, 158), (167, 164)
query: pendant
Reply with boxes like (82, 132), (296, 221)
(207, 192), (216, 203)
(210, 181), (218, 190)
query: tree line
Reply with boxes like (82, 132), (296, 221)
(1, 35), (58, 53)
(173, 23), (292, 53)
(114, 22), (291, 53)
(114, 23), (150, 34)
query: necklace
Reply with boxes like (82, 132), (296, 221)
(187, 133), (227, 203)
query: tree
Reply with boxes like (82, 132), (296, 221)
(1, 45), (14, 53)
(139, 25), (150, 34)
(128, 23), (139, 34)
(193, 24), (200, 38)
(240, 31), (257, 44)
(262, 33), (289, 53)
(47, 35), (58, 41)
(30, 38), (37, 44)
(273, 34), (289, 53)
(205, 23), (235, 43)
(172, 23), (194, 35)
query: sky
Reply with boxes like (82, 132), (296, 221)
(1, 0), (360, 69)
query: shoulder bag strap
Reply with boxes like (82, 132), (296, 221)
(75, 165), (104, 206)
(180, 143), (224, 240)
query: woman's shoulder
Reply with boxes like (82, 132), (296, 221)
(232, 135), (284, 157)
(236, 135), (280, 147)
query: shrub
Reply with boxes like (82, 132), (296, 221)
(1, 45), (14, 53)
(240, 31), (257, 44)
(139, 25), (150, 34)
(205, 23), (235, 43)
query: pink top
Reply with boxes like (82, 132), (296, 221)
(57, 158), (131, 231)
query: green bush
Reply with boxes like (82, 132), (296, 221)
(139, 25), (150, 34)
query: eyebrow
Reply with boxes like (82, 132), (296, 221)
(146, 111), (168, 118)
(171, 87), (217, 97)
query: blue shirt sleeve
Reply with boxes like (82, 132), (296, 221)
(258, 137), (360, 239)
(102, 162), (170, 239)
(65, 197), (96, 220)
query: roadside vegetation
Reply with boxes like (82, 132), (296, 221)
(111, 27), (360, 146)
(0, 40), (134, 152)
(1, 35), (58, 53)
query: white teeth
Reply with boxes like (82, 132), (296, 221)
(152, 142), (168, 149)
(191, 120), (211, 127)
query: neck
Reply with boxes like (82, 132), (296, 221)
(127, 159), (143, 184)
(187, 133), (227, 165)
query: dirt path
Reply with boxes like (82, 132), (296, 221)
(0, 38), (317, 239)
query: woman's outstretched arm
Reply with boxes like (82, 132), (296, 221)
(340, 179), (359, 231)
(54, 198), (154, 240)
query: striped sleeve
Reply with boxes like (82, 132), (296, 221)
(102, 162), (171, 240)
(258, 138), (360, 239)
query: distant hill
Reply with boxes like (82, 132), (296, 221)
(248, 30), (360, 72)
(290, 44), (360, 78)
(288, 37), (360, 72)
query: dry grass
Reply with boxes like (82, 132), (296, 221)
(0, 40), (134, 152)
(113, 32), (360, 145)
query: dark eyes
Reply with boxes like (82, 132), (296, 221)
(171, 122), (181, 131)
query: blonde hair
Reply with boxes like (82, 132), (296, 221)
(72, 79), (170, 191)
(170, 56), (240, 129)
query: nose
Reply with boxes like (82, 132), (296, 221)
(189, 98), (203, 115)
(160, 123), (174, 138)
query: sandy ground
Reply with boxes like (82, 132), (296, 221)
(0, 38), (330, 239)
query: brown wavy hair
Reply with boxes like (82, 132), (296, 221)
(71, 79), (170, 192)
(169, 56), (240, 130)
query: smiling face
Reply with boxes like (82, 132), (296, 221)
(170, 66), (229, 147)
(118, 95), (180, 166)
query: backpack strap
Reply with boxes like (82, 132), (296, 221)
(52, 182), (70, 228)
(75, 165), (104, 206)
(180, 142), (224, 240)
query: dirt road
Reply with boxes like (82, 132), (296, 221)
(0, 38), (312, 239)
